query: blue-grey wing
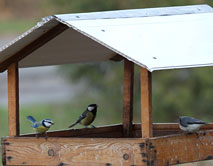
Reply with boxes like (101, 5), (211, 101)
(76, 109), (88, 123)
(183, 116), (206, 125)
(32, 122), (41, 128)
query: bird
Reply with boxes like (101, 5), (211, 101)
(178, 116), (207, 133)
(68, 104), (98, 128)
(27, 116), (54, 139)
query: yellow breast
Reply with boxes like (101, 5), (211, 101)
(35, 125), (49, 133)
(80, 112), (94, 126)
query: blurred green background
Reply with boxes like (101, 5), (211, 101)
(1, 0), (213, 165)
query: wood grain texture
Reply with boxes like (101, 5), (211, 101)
(140, 67), (152, 138)
(20, 123), (213, 138)
(149, 130), (213, 165)
(3, 137), (144, 166)
(1, 138), (7, 166)
(8, 63), (19, 136)
(21, 124), (123, 138)
(123, 59), (134, 137)
(0, 23), (68, 73)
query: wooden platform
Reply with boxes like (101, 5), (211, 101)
(2, 124), (213, 166)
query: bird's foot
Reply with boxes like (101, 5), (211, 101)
(45, 133), (48, 140)
(91, 125), (96, 128)
(36, 134), (39, 139)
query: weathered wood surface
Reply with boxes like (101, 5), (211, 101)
(2, 137), (144, 166)
(123, 59), (134, 137)
(0, 23), (68, 73)
(140, 67), (152, 138)
(149, 130), (213, 165)
(8, 63), (19, 136)
(20, 123), (213, 138)
(21, 124), (123, 138)
(3, 129), (213, 165)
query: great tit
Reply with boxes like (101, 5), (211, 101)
(27, 116), (54, 139)
(68, 104), (98, 128)
(178, 116), (207, 133)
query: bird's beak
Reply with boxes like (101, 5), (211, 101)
(52, 122), (54, 125)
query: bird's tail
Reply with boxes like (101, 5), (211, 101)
(27, 116), (36, 123)
(68, 122), (78, 128)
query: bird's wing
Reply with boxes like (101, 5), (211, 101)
(32, 122), (40, 128)
(27, 116), (37, 123)
(186, 117), (206, 124)
(76, 109), (89, 123)
(68, 109), (89, 128)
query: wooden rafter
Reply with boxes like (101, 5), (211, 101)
(140, 67), (152, 138)
(8, 63), (19, 136)
(123, 59), (134, 137)
(109, 54), (124, 61)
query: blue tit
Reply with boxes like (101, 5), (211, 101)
(27, 116), (54, 139)
(179, 116), (207, 133)
(68, 104), (98, 128)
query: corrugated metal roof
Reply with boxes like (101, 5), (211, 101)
(0, 5), (213, 72)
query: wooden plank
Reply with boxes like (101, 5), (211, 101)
(140, 67), (152, 138)
(149, 130), (213, 165)
(0, 23), (68, 73)
(8, 63), (19, 136)
(1, 138), (7, 166)
(135, 123), (213, 137)
(21, 124), (123, 138)
(20, 123), (213, 138)
(3, 137), (145, 166)
(123, 59), (134, 137)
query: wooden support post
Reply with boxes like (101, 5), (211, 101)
(140, 67), (152, 138)
(123, 59), (134, 137)
(8, 63), (19, 136)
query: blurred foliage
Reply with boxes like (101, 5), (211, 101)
(42, 0), (213, 13)
(61, 63), (213, 124)
(0, 20), (37, 34)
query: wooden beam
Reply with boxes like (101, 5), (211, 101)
(8, 63), (19, 136)
(123, 59), (134, 137)
(20, 123), (213, 138)
(2, 137), (144, 166)
(140, 67), (152, 138)
(149, 130), (213, 165)
(109, 54), (123, 61)
(21, 124), (123, 138)
(0, 23), (68, 73)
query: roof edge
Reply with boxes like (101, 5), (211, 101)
(55, 4), (213, 21)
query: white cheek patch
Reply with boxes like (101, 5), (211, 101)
(44, 122), (52, 127)
(88, 106), (94, 111)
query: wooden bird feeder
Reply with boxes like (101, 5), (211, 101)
(1, 4), (213, 166)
